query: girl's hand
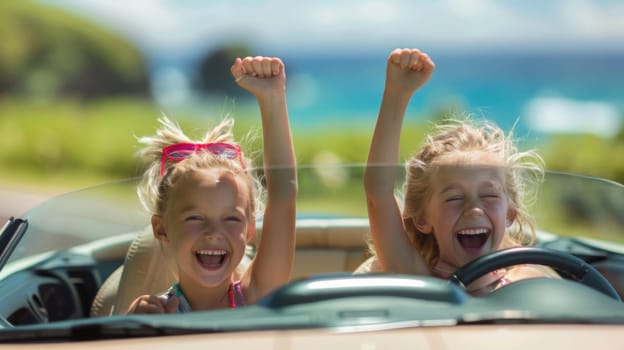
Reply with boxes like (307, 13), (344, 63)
(385, 48), (435, 96)
(231, 56), (286, 98)
(126, 294), (179, 314)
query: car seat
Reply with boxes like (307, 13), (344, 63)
(90, 225), (178, 316)
(90, 218), (372, 316)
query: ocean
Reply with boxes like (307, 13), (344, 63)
(279, 51), (624, 138)
(154, 50), (624, 140)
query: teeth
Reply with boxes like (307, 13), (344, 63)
(196, 249), (226, 256)
(457, 228), (489, 235)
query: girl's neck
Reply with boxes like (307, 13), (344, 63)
(178, 276), (234, 311)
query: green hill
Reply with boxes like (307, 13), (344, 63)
(0, 1), (150, 100)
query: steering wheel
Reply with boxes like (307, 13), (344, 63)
(449, 247), (621, 301)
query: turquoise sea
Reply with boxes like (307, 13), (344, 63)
(276, 51), (624, 138)
(154, 50), (624, 140)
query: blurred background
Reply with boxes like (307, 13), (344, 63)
(1, 0), (623, 220)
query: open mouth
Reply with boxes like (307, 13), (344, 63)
(456, 228), (490, 253)
(195, 249), (228, 269)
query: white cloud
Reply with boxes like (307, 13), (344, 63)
(39, 0), (624, 55)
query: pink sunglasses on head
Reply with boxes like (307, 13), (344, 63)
(160, 142), (245, 177)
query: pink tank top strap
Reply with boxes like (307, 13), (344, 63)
(228, 280), (246, 308)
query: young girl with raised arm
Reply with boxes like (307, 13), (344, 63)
(127, 56), (297, 313)
(364, 48), (556, 295)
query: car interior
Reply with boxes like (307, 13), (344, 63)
(88, 217), (375, 317)
(2, 208), (624, 325)
(87, 217), (624, 318)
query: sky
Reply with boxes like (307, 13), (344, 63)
(40, 0), (624, 58)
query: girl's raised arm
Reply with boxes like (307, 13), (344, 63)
(231, 56), (297, 301)
(364, 48), (434, 274)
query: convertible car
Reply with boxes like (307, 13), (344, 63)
(0, 164), (623, 348)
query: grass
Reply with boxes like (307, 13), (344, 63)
(1, 98), (623, 244)
(0, 98), (428, 189)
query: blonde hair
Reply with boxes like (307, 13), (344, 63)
(136, 115), (264, 218)
(401, 117), (544, 268)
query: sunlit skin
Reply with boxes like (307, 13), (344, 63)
(418, 152), (513, 271)
(365, 48), (436, 275)
(127, 55), (297, 314)
(151, 168), (252, 310)
(365, 48), (557, 291)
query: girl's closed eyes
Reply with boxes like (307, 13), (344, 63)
(363, 47), (552, 295)
(185, 215), (203, 222)
(444, 194), (464, 202)
(224, 213), (244, 222)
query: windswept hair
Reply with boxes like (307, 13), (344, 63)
(136, 115), (263, 218)
(401, 117), (545, 268)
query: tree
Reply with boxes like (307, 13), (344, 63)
(0, 1), (150, 100)
(192, 43), (252, 98)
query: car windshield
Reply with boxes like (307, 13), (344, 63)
(3, 164), (623, 274)
(0, 164), (623, 345)
(0, 165), (355, 271)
